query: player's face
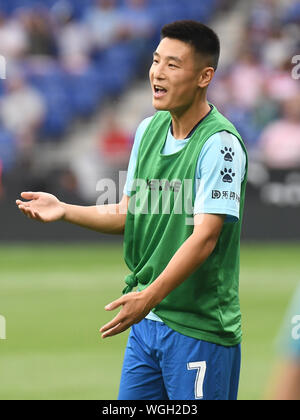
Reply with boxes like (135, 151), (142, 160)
(149, 37), (203, 113)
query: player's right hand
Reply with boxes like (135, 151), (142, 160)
(16, 191), (66, 223)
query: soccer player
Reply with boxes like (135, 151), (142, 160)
(265, 283), (300, 400)
(16, 20), (248, 400)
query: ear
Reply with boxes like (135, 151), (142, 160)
(198, 67), (215, 89)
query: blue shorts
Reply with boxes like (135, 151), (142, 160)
(118, 318), (241, 400)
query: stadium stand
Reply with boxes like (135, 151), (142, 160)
(0, 0), (222, 177)
(0, 0), (299, 209)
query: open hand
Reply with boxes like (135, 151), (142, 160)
(16, 191), (66, 223)
(100, 291), (153, 338)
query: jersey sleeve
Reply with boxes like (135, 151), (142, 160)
(123, 116), (153, 196)
(275, 283), (300, 360)
(193, 131), (246, 223)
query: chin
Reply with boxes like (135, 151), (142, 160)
(152, 100), (169, 111)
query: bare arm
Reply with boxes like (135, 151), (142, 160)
(100, 213), (225, 338)
(61, 194), (129, 234)
(16, 192), (129, 235)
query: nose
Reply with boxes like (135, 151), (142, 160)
(150, 62), (166, 82)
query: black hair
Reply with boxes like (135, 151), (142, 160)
(161, 20), (220, 71)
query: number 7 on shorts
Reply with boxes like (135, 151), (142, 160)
(187, 361), (207, 399)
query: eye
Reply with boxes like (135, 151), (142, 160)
(168, 63), (178, 68)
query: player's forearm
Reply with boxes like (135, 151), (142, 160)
(61, 202), (127, 234)
(142, 231), (219, 308)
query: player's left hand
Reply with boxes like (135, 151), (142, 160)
(99, 291), (153, 338)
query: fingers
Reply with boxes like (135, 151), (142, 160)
(16, 199), (45, 222)
(100, 307), (123, 333)
(16, 191), (43, 221)
(101, 322), (129, 339)
(100, 297), (131, 338)
(101, 313), (145, 338)
(16, 192), (35, 213)
(100, 292), (148, 338)
(104, 297), (123, 311)
(17, 204), (40, 220)
(100, 310), (131, 338)
(20, 191), (39, 200)
(18, 205), (33, 218)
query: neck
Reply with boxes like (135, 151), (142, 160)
(170, 97), (211, 140)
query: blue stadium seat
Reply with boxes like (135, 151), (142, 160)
(39, 88), (74, 138)
(62, 64), (104, 116)
(147, 0), (217, 27)
(0, 0), (222, 142)
(26, 63), (75, 136)
(283, 1), (300, 23)
(96, 42), (139, 95)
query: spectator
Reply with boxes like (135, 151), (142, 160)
(20, 9), (57, 57)
(226, 49), (265, 110)
(99, 111), (131, 168)
(265, 58), (300, 102)
(119, 0), (155, 71)
(120, 0), (154, 39)
(0, 12), (28, 59)
(55, 8), (93, 62)
(261, 25), (296, 69)
(0, 71), (46, 154)
(257, 93), (300, 169)
(265, 282), (300, 400)
(247, 0), (278, 44)
(84, 0), (124, 50)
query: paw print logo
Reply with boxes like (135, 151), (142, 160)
(221, 168), (235, 183)
(221, 147), (235, 162)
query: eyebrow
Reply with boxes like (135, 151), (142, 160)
(153, 51), (183, 65)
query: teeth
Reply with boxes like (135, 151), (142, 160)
(154, 86), (166, 92)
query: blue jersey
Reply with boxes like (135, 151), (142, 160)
(124, 115), (247, 323)
(124, 116), (247, 223)
(119, 114), (244, 400)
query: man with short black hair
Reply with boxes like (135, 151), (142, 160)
(16, 20), (247, 400)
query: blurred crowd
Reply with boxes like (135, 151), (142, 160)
(0, 0), (299, 202)
(0, 0), (225, 200)
(210, 0), (300, 169)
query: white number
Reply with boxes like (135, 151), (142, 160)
(187, 361), (207, 399)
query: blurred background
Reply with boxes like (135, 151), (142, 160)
(0, 0), (300, 400)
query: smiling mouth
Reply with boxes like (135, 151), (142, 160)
(153, 85), (167, 98)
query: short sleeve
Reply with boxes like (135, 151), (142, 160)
(275, 283), (300, 360)
(193, 131), (246, 223)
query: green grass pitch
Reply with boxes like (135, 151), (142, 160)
(0, 242), (299, 400)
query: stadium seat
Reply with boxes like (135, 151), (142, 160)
(25, 62), (75, 137)
(283, 1), (300, 23)
(0, 0), (225, 145)
(62, 65), (104, 117)
(39, 88), (74, 138)
(96, 42), (139, 96)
